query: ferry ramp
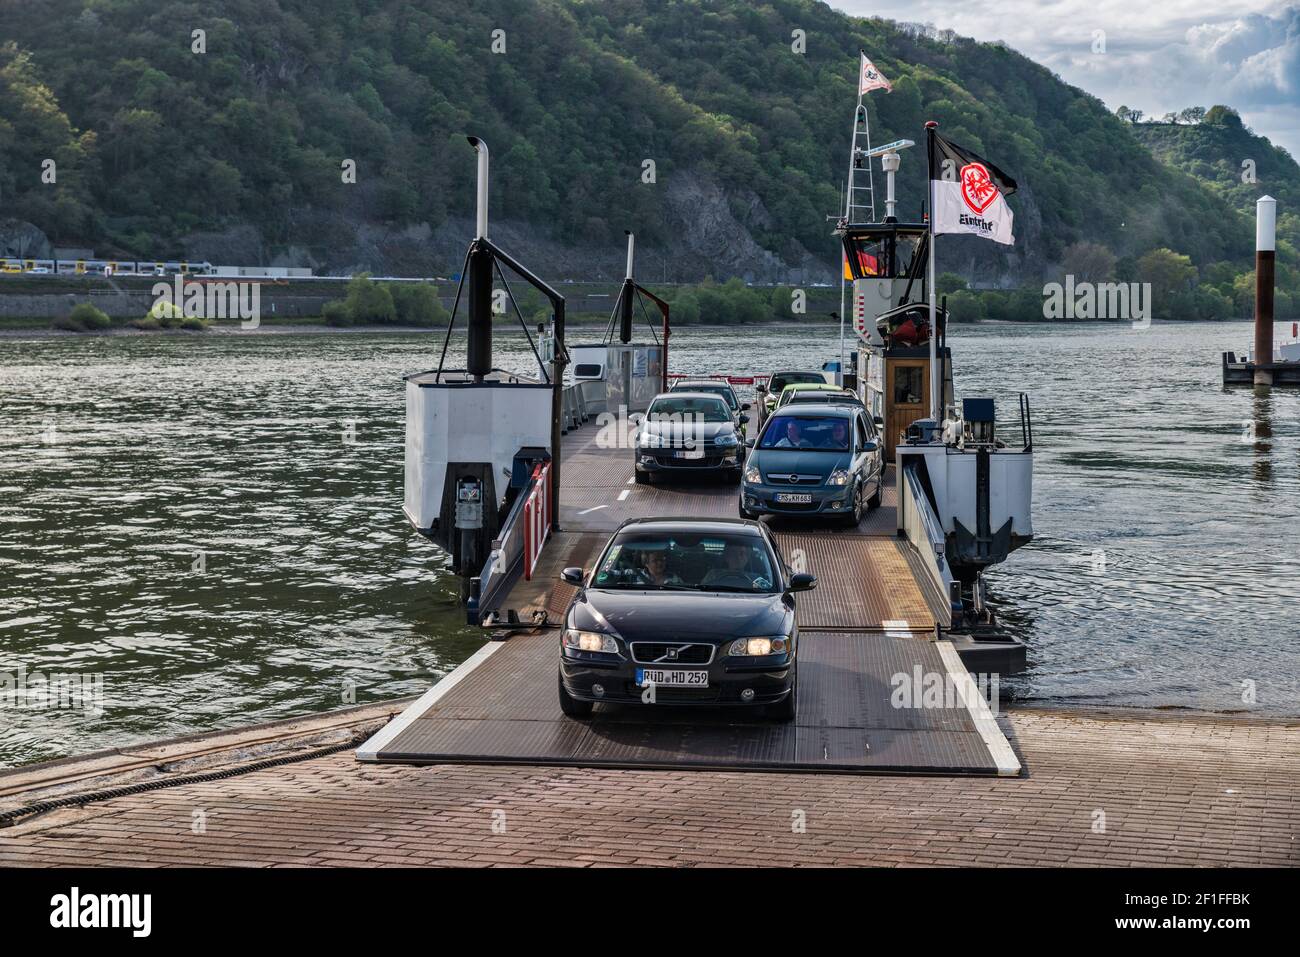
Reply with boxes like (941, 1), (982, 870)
(360, 423), (1019, 776)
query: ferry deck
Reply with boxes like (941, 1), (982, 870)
(358, 419), (1021, 777)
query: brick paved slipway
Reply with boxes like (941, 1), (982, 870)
(0, 706), (1294, 867)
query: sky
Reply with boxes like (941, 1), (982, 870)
(833, 1), (1300, 157)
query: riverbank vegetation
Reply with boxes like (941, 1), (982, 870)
(51, 302), (111, 332)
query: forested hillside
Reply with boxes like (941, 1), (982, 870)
(1131, 107), (1300, 255)
(0, 0), (1280, 292)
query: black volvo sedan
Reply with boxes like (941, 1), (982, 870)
(557, 518), (816, 721)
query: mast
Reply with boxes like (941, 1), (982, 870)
(925, 121), (939, 422)
(839, 74), (878, 383)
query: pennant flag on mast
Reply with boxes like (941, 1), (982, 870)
(858, 52), (892, 94)
(927, 128), (1017, 245)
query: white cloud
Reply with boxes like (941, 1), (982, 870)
(834, 1), (1300, 156)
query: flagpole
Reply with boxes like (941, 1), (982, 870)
(925, 120), (939, 424)
(840, 77), (865, 386)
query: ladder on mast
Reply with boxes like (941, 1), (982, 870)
(845, 103), (877, 224)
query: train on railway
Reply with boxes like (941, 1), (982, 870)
(0, 258), (216, 277)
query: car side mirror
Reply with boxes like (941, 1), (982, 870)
(788, 573), (817, 592)
(745, 437), (756, 448)
(560, 567), (585, 586)
(862, 440), (878, 453)
(873, 415), (884, 426)
(742, 402), (751, 410)
(756, 384), (766, 393)
(739, 414), (750, 425)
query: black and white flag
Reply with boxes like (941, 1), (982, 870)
(927, 129), (1017, 245)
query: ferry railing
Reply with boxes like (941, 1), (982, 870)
(470, 479), (530, 624)
(898, 458), (955, 628)
(468, 459), (555, 625)
(1017, 393), (1033, 452)
(522, 460), (552, 580)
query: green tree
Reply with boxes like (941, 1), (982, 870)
(343, 273), (396, 324)
(1061, 241), (1117, 284)
(388, 281), (448, 326)
(1137, 248), (1197, 305)
(937, 272), (967, 295)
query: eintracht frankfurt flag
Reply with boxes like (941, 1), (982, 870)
(927, 129), (1017, 245)
(859, 52), (891, 94)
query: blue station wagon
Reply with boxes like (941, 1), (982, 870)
(739, 404), (884, 526)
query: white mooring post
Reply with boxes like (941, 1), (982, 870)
(1254, 195), (1277, 386)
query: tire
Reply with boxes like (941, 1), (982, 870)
(866, 475), (882, 510)
(769, 677), (797, 722)
(558, 671), (594, 718)
(634, 468), (651, 485)
(841, 484), (863, 528)
(739, 500), (755, 519)
(726, 467), (742, 486)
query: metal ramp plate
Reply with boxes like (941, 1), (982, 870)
(358, 632), (1018, 776)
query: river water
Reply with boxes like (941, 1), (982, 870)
(1, 321), (1297, 766)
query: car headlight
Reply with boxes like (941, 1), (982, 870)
(562, 630), (619, 654)
(743, 465), (761, 484)
(714, 433), (738, 448)
(728, 636), (788, 656)
(639, 432), (661, 448)
(826, 468), (851, 486)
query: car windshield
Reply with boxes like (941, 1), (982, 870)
(646, 395), (731, 423)
(768, 372), (823, 393)
(673, 382), (736, 409)
(592, 531), (778, 593)
(758, 415), (851, 451)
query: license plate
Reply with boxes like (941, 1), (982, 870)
(673, 448), (704, 459)
(775, 492), (813, 503)
(636, 668), (709, 688)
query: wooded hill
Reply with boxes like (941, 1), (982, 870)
(0, 0), (1291, 301)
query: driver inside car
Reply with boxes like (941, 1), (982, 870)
(632, 548), (684, 588)
(773, 419), (812, 449)
(701, 541), (758, 588)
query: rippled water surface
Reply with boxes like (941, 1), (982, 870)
(1, 322), (1297, 765)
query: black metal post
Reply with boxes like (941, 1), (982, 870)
(551, 297), (565, 531)
(467, 239), (493, 381)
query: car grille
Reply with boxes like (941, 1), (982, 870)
(630, 642), (714, 665)
(765, 472), (824, 485)
(652, 455), (726, 468)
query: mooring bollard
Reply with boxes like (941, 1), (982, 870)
(1254, 195), (1276, 386)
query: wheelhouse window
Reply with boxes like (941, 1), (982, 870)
(894, 367), (924, 405)
(843, 231), (925, 281)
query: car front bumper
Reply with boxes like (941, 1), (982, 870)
(636, 449), (741, 473)
(740, 480), (855, 516)
(560, 651), (794, 706)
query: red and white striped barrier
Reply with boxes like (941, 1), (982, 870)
(522, 461), (552, 581)
(666, 373), (766, 387)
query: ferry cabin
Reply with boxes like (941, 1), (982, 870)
(841, 221), (954, 457)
